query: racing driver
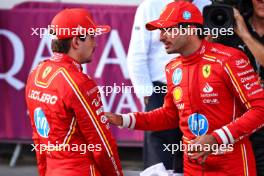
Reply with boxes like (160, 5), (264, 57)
(106, 1), (264, 175)
(25, 8), (123, 176)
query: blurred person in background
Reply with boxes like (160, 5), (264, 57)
(108, 1), (264, 175)
(217, 0), (264, 175)
(25, 8), (123, 176)
(127, 0), (211, 172)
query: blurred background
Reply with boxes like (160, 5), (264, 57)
(1, 0), (143, 8)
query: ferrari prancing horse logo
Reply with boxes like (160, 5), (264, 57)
(42, 66), (52, 79)
(202, 65), (211, 78)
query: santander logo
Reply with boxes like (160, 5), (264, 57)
(203, 83), (213, 93)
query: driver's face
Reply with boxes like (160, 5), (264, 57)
(253, 0), (264, 18)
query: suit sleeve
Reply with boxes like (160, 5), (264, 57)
(121, 91), (179, 131)
(68, 79), (123, 176)
(26, 76), (46, 176)
(212, 51), (264, 144)
(32, 132), (46, 176)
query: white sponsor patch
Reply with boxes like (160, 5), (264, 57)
(203, 98), (219, 104)
(201, 93), (218, 98)
(211, 47), (231, 57)
(101, 115), (108, 124)
(241, 75), (255, 83)
(203, 83), (213, 93)
(235, 58), (249, 69)
(28, 89), (58, 105)
(176, 103), (185, 110)
(86, 87), (98, 96)
(96, 107), (104, 115)
(237, 69), (254, 77)
(248, 88), (263, 96)
(243, 81), (259, 90)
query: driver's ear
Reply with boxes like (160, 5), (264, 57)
(71, 37), (80, 49)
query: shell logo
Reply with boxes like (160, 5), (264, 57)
(173, 86), (183, 102)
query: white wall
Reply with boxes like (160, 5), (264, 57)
(0, 0), (143, 9)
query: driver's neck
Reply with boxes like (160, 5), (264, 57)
(181, 38), (202, 57)
(251, 13), (264, 36)
(67, 50), (82, 64)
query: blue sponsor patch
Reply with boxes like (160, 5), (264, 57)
(183, 11), (191, 20)
(188, 113), (208, 136)
(172, 68), (182, 85)
(34, 108), (50, 138)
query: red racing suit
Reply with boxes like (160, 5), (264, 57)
(122, 40), (264, 176)
(25, 53), (123, 176)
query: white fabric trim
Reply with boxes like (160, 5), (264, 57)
(243, 144), (249, 176)
(215, 129), (229, 144)
(223, 126), (235, 144)
(202, 57), (216, 62)
(232, 97), (236, 122)
(121, 114), (131, 128)
(128, 113), (136, 129)
(90, 165), (94, 176)
(62, 116), (76, 145)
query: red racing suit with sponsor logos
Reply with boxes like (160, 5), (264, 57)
(25, 53), (123, 176)
(122, 40), (264, 175)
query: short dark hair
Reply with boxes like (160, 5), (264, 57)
(51, 38), (72, 53)
(51, 36), (87, 53)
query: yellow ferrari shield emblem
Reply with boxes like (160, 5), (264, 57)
(202, 65), (211, 78)
(42, 66), (52, 79)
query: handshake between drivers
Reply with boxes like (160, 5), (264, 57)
(105, 112), (123, 126)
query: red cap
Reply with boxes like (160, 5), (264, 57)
(146, 1), (203, 31)
(50, 8), (111, 39)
